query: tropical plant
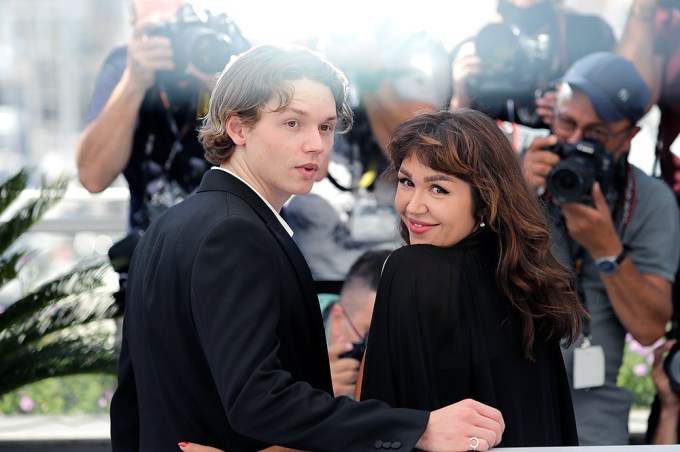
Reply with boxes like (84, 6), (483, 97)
(0, 169), (119, 397)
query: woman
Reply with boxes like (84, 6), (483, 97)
(358, 108), (585, 447)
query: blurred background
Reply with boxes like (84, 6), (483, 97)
(0, 0), (661, 430)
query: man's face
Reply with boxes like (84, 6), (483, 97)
(237, 78), (337, 210)
(552, 85), (635, 158)
(330, 291), (376, 346)
(132, 0), (184, 22)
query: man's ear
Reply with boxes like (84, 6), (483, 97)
(329, 303), (345, 341)
(226, 115), (247, 146)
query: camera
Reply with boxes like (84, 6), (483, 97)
(546, 139), (617, 203)
(339, 337), (367, 361)
(465, 23), (552, 114)
(147, 4), (246, 82)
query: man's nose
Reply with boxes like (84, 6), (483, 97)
(303, 129), (325, 153)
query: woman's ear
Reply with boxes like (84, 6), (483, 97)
(225, 115), (247, 146)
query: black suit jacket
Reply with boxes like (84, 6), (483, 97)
(110, 169), (428, 451)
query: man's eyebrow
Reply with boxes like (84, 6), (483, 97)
(285, 107), (337, 122)
(556, 112), (607, 128)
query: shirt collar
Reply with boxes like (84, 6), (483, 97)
(211, 167), (294, 237)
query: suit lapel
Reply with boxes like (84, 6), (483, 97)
(197, 170), (326, 337)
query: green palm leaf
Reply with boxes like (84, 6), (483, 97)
(0, 173), (69, 256)
(0, 169), (29, 214)
(0, 320), (118, 396)
(0, 169), (119, 401)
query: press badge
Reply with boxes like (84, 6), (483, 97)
(573, 338), (605, 390)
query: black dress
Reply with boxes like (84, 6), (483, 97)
(360, 228), (579, 447)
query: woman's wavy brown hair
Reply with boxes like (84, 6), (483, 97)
(385, 108), (586, 359)
(198, 44), (353, 166)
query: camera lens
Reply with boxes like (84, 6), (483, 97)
(547, 155), (596, 203)
(189, 30), (232, 74)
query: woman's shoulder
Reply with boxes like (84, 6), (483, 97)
(387, 244), (457, 267)
(383, 244), (467, 287)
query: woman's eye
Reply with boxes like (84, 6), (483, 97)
(432, 185), (449, 195)
(398, 177), (413, 187)
(286, 120), (300, 128)
(320, 124), (332, 132)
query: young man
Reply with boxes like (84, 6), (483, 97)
(110, 44), (504, 452)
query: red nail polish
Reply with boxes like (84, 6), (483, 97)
(178, 442), (188, 448)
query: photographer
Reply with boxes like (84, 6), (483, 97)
(323, 249), (391, 397)
(450, 0), (615, 128)
(522, 52), (680, 445)
(617, 0), (680, 443)
(75, 0), (249, 307)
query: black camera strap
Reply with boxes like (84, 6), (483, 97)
(156, 84), (194, 173)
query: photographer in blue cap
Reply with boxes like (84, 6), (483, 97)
(522, 51), (680, 445)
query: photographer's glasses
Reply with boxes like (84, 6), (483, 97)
(340, 304), (367, 342)
(553, 113), (632, 145)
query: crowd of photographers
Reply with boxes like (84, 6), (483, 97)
(77, 0), (680, 446)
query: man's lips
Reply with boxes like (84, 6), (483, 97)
(296, 163), (319, 179)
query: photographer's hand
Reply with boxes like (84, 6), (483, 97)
(328, 340), (360, 397)
(562, 182), (672, 345)
(650, 339), (680, 444)
(522, 135), (559, 192)
(126, 17), (175, 93)
(76, 16), (174, 193)
(560, 182), (620, 258)
(449, 41), (483, 110)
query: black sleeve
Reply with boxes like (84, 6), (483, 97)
(110, 320), (140, 452)
(191, 216), (429, 451)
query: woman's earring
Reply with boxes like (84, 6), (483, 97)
(480, 216), (486, 228)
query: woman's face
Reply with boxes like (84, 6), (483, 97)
(395, 155), (478, 247)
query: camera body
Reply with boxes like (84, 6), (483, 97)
(339, 337), (367, 361)
(466, 23), (552, 110)
(146, 4), (243, 82)
(546, 139), (617, 204)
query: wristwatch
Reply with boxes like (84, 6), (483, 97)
(595, 248), (628, 276)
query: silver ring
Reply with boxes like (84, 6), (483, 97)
(469, 436), (480, 451)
